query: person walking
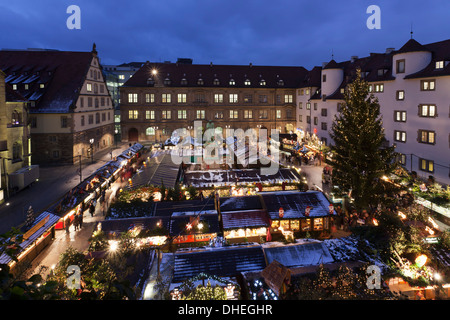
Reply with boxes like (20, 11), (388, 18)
(89, 201), (95, 217)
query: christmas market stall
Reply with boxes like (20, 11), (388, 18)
(96, 216), (171, 248)
(169, 210), (220, 245)
(259, 190), (336, 239)
(0, 211), (59, 275)
(218, 196), (271, 243)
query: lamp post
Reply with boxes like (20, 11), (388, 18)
(89, 138), (94, 163)
(154, 126), (158, 144)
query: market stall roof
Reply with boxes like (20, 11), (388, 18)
(219, 195), (263, 212)
(263, 242), (334, 268)
(153, 198), (216, 217)
(0, 212), (59, 265)
(259, 190), (335, 220)
(98, 216), (171, 236)
(172, 244), (267, 282)
(169, 213), (220, 236)
(221, 209), (270, 230)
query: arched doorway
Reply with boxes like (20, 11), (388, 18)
(128, 128), (139, 141)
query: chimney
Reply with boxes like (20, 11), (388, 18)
(385, 48), (395, 54)
(249, 62), (253, 67)
(351, 56), (358, 63)
(322, 62), (328, 68)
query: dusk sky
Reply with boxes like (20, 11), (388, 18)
(1, 0), (450, 69)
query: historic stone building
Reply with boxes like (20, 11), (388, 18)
(120, 59), (306, 143)
(0, 70), (31, 202)
(0, 45), (115, 165)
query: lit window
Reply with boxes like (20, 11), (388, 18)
(178, 110), (187, 119)
(146, 127), (155, 136)
(418, 130), (436, 144)
(87, 83), (92, 92)
(177, 94), (187, 103)
(244, 79), (251, 86)
(421, 80), (435, 91)
(214, 94), (223, 103)
(276, 110), (281, 119)
(396, 59), (405, 73)
(394, 130), (406, 142)
(229, 94), (238, 103)
(396, 90), (405, 100)
(259, 79), (266, 86)
(229, 110), (238, 119)
(146, 93), (155, 103)
(196, 110), (205, 119)
(229, 79), (235, 86)
(146, 110), (155, 120)
(162, 93), (171, 103)
(162, 110), (171, 119)
(435, 61), (444, 69)
(128, 110), (138, 119)
(374, 83), (384, 92)
(394, 111), (407, 122)
(419, 104), (436, 117)
(284, 95), (293, 103)
(420, 158), (434, 173)
(244, 110), (252, 119)
(128, 93), (138, 103)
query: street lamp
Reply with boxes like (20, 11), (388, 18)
(89, 138), (94, 163)
(154, 126), (158, 144)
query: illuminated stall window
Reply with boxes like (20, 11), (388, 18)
(313, 218), (323, 231)
(301, 219), (311, 231)
(271, 220), (280, 230)
(290, 220), (299, 231)
(280, 220), (290, 230)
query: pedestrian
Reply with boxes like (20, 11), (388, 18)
(65, 219), (70, 234)
(74, 214), (79, 231)
(89, 202), (95, 217)
(79, 213), (84, 228)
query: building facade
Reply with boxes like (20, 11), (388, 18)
(120, 60), (305, 143)
(297, 38), (450, 185)
(0, 70), (31, 202)
(0, 45), (115, 165)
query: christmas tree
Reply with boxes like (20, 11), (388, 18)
(327, 69), (397, 210)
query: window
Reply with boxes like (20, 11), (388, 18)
(259, 110), (268, 119)
(287, 109), (293, 119)
(180, 78), (188, 86)
(299, 102), (303, 109)
(229, 110), (238, 119)
(396, 90), (405, 101)
(88, 115), (94, 124)
(95, 98), (99, 108)
(229, 94), (238, 103)
(244, 79), (251, 86)
(162, 110), (171, 119)
(397, 153), (407, 165)
(374, 83), (384, 92)
(118, 74), (125, 80)
(214, 112), (223, 119)
(197, 78), (204, 85)
(30, 116), (37, 128)
(420, 158), (434, 173)
(321, 122), (327, 130)
(419, 104), (437, 117)
(12, 84), (17, 90)
(337, 103), (343, 112)
(284, 95), (293, 103)
(61, 116), (68, 128)
(276, 110), (281, 119)
(394, 130), (406, 143)
(95, 112), (100, 124)
(196, 110), (205, 119)
(229, 79), (235, 86)
(102, 113), (106, 121)
(52, 150), (60, 159)
(195, 94), (206, 103)
(313, 117), (318, 125)
(259, 95), (268, 103)
(164, 78), (171, 86)
(396, 59), (405, 73)
(435, 61), (444, 69)
(306, 103), (311, 110)
(214, 94), (223, 103)
(306, 116), (311, 124)
(213, 79), (220, 86)
(244, 110), (253, 119)
(88, 97), (93, 107)
(322, 74), (327, 82)
(299, 115), (303, 122)
(418, 130), (436, 144)
(259, 80), (266, 86)
(128, 93), (138, 103)
(299, 89), (304, 95)
(146, 127), (155, 136)
(321, 108), (327, 117)
(178, 94), (187, 103)
(276, 95), (281, 104)
(244, 94), (253, 103)
(421, 80), (435, 91)
(87, 83), (92, 92)
(394, 111), (407, 122)
(146, 93), (155, 103)
(128, 110), (138, 119)
(162, 93), (171, 103)
(146, 110), (155, 120)
(39, 83), (45, 89)
(313, 103), (317, 111)
(178, 110), (187, 119)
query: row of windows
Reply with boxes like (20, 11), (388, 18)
(127, 93), (294, 105)
(298, 115), (328, 130)
(397, 153), (436, 173)
(80, 112), (111, 126)
(150, 77), (283, 87)
(86, 82), (106, 94)
(79, 96), (111, 108)
(128, 109), (293, 120)
(394, 130), (436, 144)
